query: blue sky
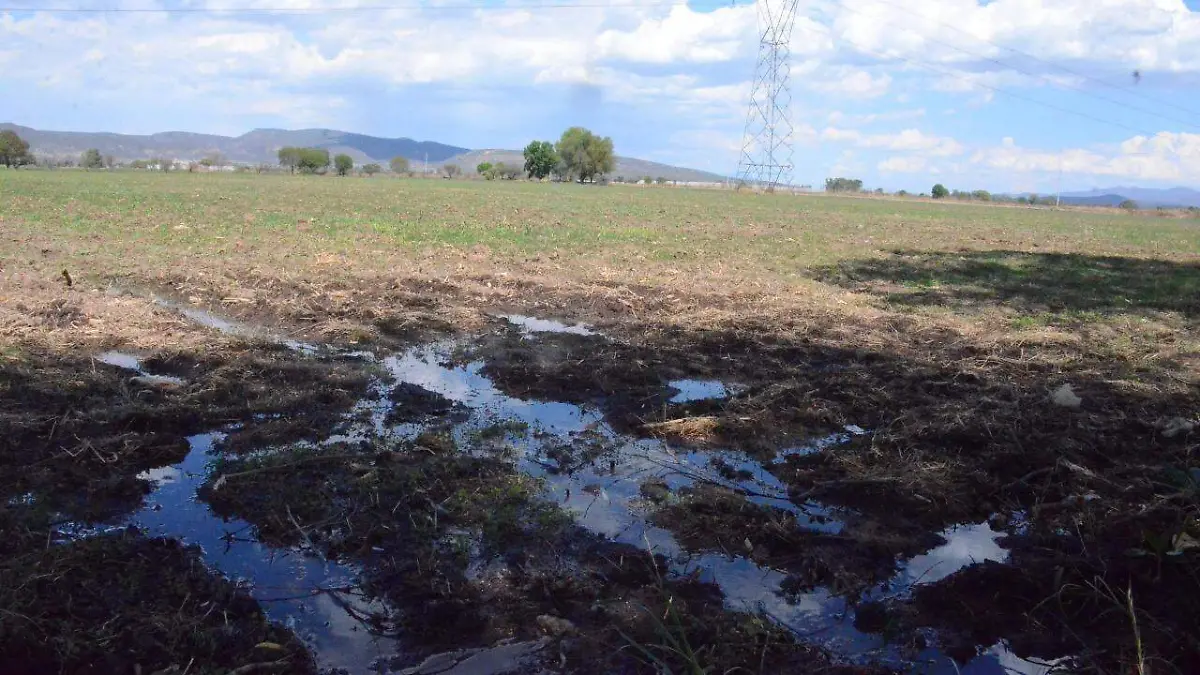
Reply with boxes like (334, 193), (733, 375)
(3, 0), (1200, 192)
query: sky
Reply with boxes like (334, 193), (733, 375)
(3, 0), (1200, 192)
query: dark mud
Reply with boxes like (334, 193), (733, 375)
(4, 300), (1196, 674)
(0, 531), (315, 675)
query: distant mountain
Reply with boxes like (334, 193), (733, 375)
(1056, 193), (1128, 207)
(2, 123), (727, 182)
(1059, 186), (1200, 208)
(0, 123), (467, 164)
(449, 149), (727, 184)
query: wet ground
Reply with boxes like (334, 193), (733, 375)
(3, 303), (1193, 674)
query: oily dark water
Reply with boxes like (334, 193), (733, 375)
(75, 313), (1061, 674)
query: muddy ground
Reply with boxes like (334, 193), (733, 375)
(1, 260), (1197, 674)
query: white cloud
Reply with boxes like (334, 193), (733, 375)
(595, 5), (755, 64)
(822, 127), (965, 156)
(827, 108), (926, 124)
(878, 156), (929, 173)
(803, 64), (892, 99)
(971, 131), (1200, 181)
(828, 0), (1200, 78)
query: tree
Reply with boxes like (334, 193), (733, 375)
(896, 189), (908, 197)
(390, 156), (410, 175)
(334, 153), (353, 177)
(477, 161), (494, 178)
(1119, 199), (1138, 211)
(522, 140), (558, 180)
(555, 127), (614, 182)
(200, 152), (226, 168)
(442, 163), (461, 179)
(824, 177), (864, 192)
(362, 163), (381, 176)
(0, 130), (33, 168)
(971, 189), (991, 201)
(81, 148), (104, 170)
(296, 148), (330, 174)
(931, 183), (949, 199)
(278, 147), (302, 173)
(498, 162), (520, 180)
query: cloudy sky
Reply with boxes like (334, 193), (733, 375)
(3, 0), (1200, 191)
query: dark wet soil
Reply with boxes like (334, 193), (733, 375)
(3, 302), (1197, 675)
(0, 531), (314, 675)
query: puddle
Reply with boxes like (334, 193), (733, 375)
(499, 314), (595, 336)
(96, 350), (143, 371)
(129, 433), (397, 673)
(154, 297), (318, 353)
(667, 379), (732, 403)
(917, 642), (1068, 675)
(94, 350), (186, 385)
(79, 308), (1030, 673)
(891, 522), (1008, 589)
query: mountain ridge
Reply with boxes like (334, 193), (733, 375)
(0, 123), (728, 183)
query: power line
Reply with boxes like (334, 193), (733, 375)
(856, 0), (1200, 122)
(825, 0), (1200, 132)
(0, 0), (747, 13)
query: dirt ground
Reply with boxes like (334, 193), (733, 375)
(2, 172), (1198, 674)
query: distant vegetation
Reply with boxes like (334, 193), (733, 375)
(390, 156), (410, 176)
(0, 130), (33, 168)
(825, 177), (863, 193)
(80, 148), (104, 170)
(555, 127), (614, 182)
(277, 146), (332, 174)
(362, 163), (381, 176)
(522, 140), (557, 181)
(442, 163), (461, 179)
(334, 153), (353, 177)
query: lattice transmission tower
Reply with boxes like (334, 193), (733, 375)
(736, 0), (800, 190)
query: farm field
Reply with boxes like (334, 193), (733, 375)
(2, 169), (1199, 674)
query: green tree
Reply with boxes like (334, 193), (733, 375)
(498, 162), (520, 180)
(362, 163), (381, 176)
(971, 189), (991, 201)
(555, 127), (614, 182)
(0, 130), (33, 168)
(81, 148), (104, 170)
(442, 163), (461, 178)
(931, 183), (949, 199)
(477, 161), (494, 178)
(334, 153), (353, 177)
(896, 189), (908, 197)
(278, 147), (301, 174)
(390, 156), (410, 175)
(522, 140), (558, 180)
(1119, 199), (1138, 211)
(297, 148), (330, 174)
(825, 177), (864, 192)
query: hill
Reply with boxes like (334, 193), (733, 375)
(0, 123), (468, 165)
(448, 149), (727, 184)
(1059, 186), (1200, 208)
(1, 123), (728, 182)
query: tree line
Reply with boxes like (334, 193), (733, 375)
(4, 126), (620, 183)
